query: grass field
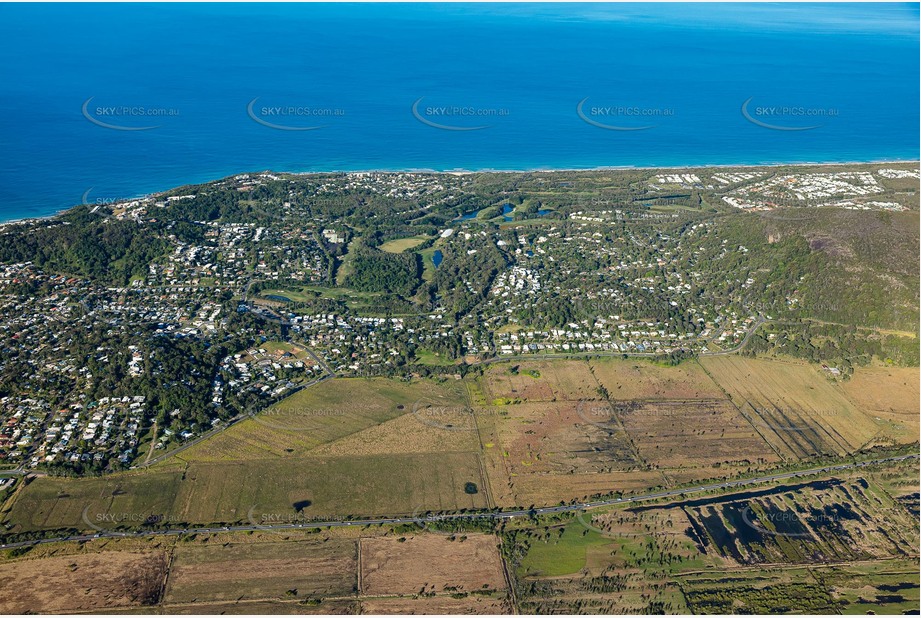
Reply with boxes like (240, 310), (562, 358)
(585, 506), (710, 571)
(513, 507), (694, 613)
(309, 409), (481, 457)
(840, 366), (920, 442)
(173, 451), (488, 523)
(3, 471), (183, 533)
(335, 237), (359, 285)
(679, 568), (838, 614)
(815, 560), (921, 615)
(260, 285), (388, 316)
(516, 520), (615, 577)
(6, 443), (486, 532)
(700, 356), (880, 458)
(413, 347), (457, 366)
(177, 377), (469, 461)
(379, 236), (430, 253)
(417, 246), (438, 282)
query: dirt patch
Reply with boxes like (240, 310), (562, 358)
(360, 534), (506, 596)
(481, 361), (599, 402)
(164, 540), (357, 603)
(617, 399), (779, 468)
(163, 599), (358, 614)
(0, 550), (167, 613)
(496, 401), (640, 475)
(361, 595), (510, 614)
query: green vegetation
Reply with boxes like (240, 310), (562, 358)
(379, 236), (430, 253)
(344, 244), (421, 296)
(510, 520), (613, 577)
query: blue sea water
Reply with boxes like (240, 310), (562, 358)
(0, 3), (917, 221)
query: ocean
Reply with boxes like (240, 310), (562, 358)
(0, 3), (917, 221)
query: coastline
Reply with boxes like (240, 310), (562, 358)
(3, 158), (918, 226)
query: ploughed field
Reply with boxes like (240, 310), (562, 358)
(0, 529), (512, 614)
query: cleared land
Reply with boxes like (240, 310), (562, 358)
(360, 533), (506, 596)
(474, 401), (666, 507)
(488, 401), (639, 476)
(360, 596), (510, 614)
(590, 358), (726, 400)
(0, 551), (167, 613)
(5, 452), (486, 532)
(500, 469), (669, 507)
(160, 600), (357, 614)
(3, 359), (915, 540)
(615, 399), (780, 469)
(700, 356), (880, 458)
(164, 539), (357, 604)
(480, 360), (601, 403)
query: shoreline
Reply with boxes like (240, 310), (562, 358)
(362, 157), (920, 175)
(2, 158), (918, 226)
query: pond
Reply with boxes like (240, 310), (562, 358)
(432, 249), (443, 268)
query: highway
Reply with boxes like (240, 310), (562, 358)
(2, 452), (915, 551)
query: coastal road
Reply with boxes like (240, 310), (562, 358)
(3, 453), (915, 550)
